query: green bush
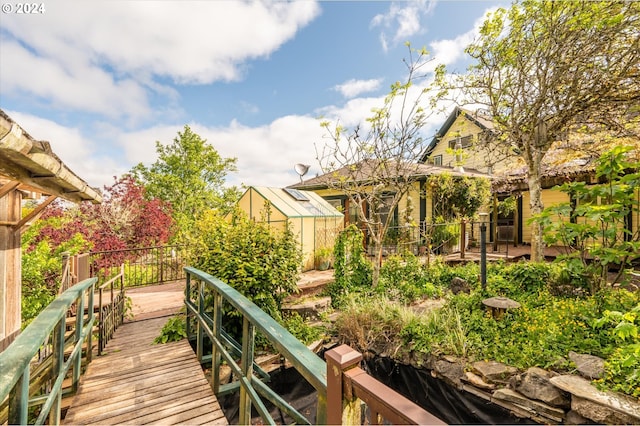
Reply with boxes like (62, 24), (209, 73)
(154, 315), (187, 343)
(328, 225), (372, 307)
(283, 312), (323, 346)
(194, 209), (301, 334)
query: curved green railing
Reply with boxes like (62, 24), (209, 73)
(0, 277), (97, 425)
(184, 266), (327, 425)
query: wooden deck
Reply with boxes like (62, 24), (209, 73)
(64, 282), (227, 425)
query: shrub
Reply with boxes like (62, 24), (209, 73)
(194, 209), (301, 334)
(154, 315), (187, 343)
(328, 225), (372, 308)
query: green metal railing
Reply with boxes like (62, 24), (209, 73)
(0, 277), (97, 425)
(184, 267), (327, 425)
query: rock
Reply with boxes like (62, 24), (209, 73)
(462, 371), (495, 390)
(572, 396), (638, 425)
(564, 409), (592, 425)
(511, 367), (570, 407)
(450, 277), (470, 294)
(282, 296), (331, 320)
(472, 360), (518, 384)
(492, 388), (565, 423)
(568, 351), (605, 379)
(433, 358), (465, 388)
(550, 375), (640, 423)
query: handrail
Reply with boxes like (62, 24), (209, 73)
(184, 266), (327, 425)
(98, 264), (125, 355)
(326, 345), (446, 425)
(0, 277), (97, 425)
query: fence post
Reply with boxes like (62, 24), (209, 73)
(325, 344), (363, 425)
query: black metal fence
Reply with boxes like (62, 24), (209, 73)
(359, 219), (516, 258)
(89, 245), (190, 287)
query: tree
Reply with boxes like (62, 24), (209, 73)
(317, 45), (444, 285)
(131, 125), (240, 244)
(460, 0), (640, 261)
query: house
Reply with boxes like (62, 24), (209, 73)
(235, 186), (344, 271)
(0, 109), (102, 351)
(421, 107), (640, 247)
(289, 159), (492, 254)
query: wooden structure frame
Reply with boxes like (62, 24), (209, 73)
(0, 109), (101, 352)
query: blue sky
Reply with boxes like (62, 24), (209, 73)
(0, 0), (506, 190)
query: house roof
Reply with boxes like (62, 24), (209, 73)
(419, 106), (495, 163)
(491, 139), (640, 193)
(289, 159), (492, 191)
(247, 186), (343, 218)
(0, 109), (102, 204)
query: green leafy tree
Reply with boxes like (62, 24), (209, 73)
(534, 146), (640, 294)
(427, 173), (490, 221)
(460, 0), (640, 261)
(132, 125), (240, 244)
(318, 44), (446, 286)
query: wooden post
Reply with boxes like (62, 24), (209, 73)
(0, 184), (21, 351)
(211, 291), (222, 394)
(239, 316), (255, 425)
(325, 344), (363, 425)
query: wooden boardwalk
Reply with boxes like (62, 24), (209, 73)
(64, 282), (226, 425)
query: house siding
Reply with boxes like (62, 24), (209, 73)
(521, 189), (571, 243)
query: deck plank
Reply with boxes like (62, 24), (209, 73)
(64, 311), (226, 425)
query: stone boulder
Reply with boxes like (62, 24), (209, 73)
(568, 351), (605, 380)
(492, 388), (565, 423)
(550, 375), (640, 424)
(510, 367), (570, 407)
(472, 360), (518, 385)
(433, 357), (465, 388)
(450, 277), (470, 295)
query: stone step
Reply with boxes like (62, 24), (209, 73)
(282, 296), (332, 320)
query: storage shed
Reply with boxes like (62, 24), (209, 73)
(237, 186), (344, 271)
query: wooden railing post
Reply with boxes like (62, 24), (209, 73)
(325, 344), (363, 425)
(460, 219), (466, 259)
(239, 316), (255, 426)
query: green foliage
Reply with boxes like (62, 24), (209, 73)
(533, 146), (640, 294)
(329, 225), (372, 307)
(132, 125), (241, 245)
(426, 174), (491, 221)
(282, 312), (323, 346)
(154, 315), (187, 343)
(194, 209), (301, 325)
(593, 304), (640, 398)
(376, 254), (442, 304)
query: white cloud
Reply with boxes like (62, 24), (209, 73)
(333, 78), (384, 99)
(371, 0), (437, 52)
(5, 111), (124, 189)
(429, 6), (499, 69)
(0, 0), (320, 119)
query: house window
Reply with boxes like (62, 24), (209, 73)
(448, 135), (473, 149)
(432, 155), (443, 166)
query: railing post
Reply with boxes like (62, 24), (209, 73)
(87, 283), (94, 363)
(211, 291), (222, 394)
(325, 345), (363, 425)
(8, 368), (29, 425)
(239, 316), (255, 426)
(196, 280), (204, 363)
(49, 321), (65, 425)
(73, 291), (85, 392)
(98, 287), (104, 355)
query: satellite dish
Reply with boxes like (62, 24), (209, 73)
(294, 163), (310, 182)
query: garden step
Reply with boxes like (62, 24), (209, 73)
(282, 296), (332, 320)
(291, 269), (334, 299)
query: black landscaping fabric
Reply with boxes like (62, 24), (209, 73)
(220, 352), (536, 425)
(363, 356), (535, 425)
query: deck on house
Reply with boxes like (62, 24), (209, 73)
(64, 281), (226, 425)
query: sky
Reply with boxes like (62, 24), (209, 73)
(0, 0), (508, 192)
